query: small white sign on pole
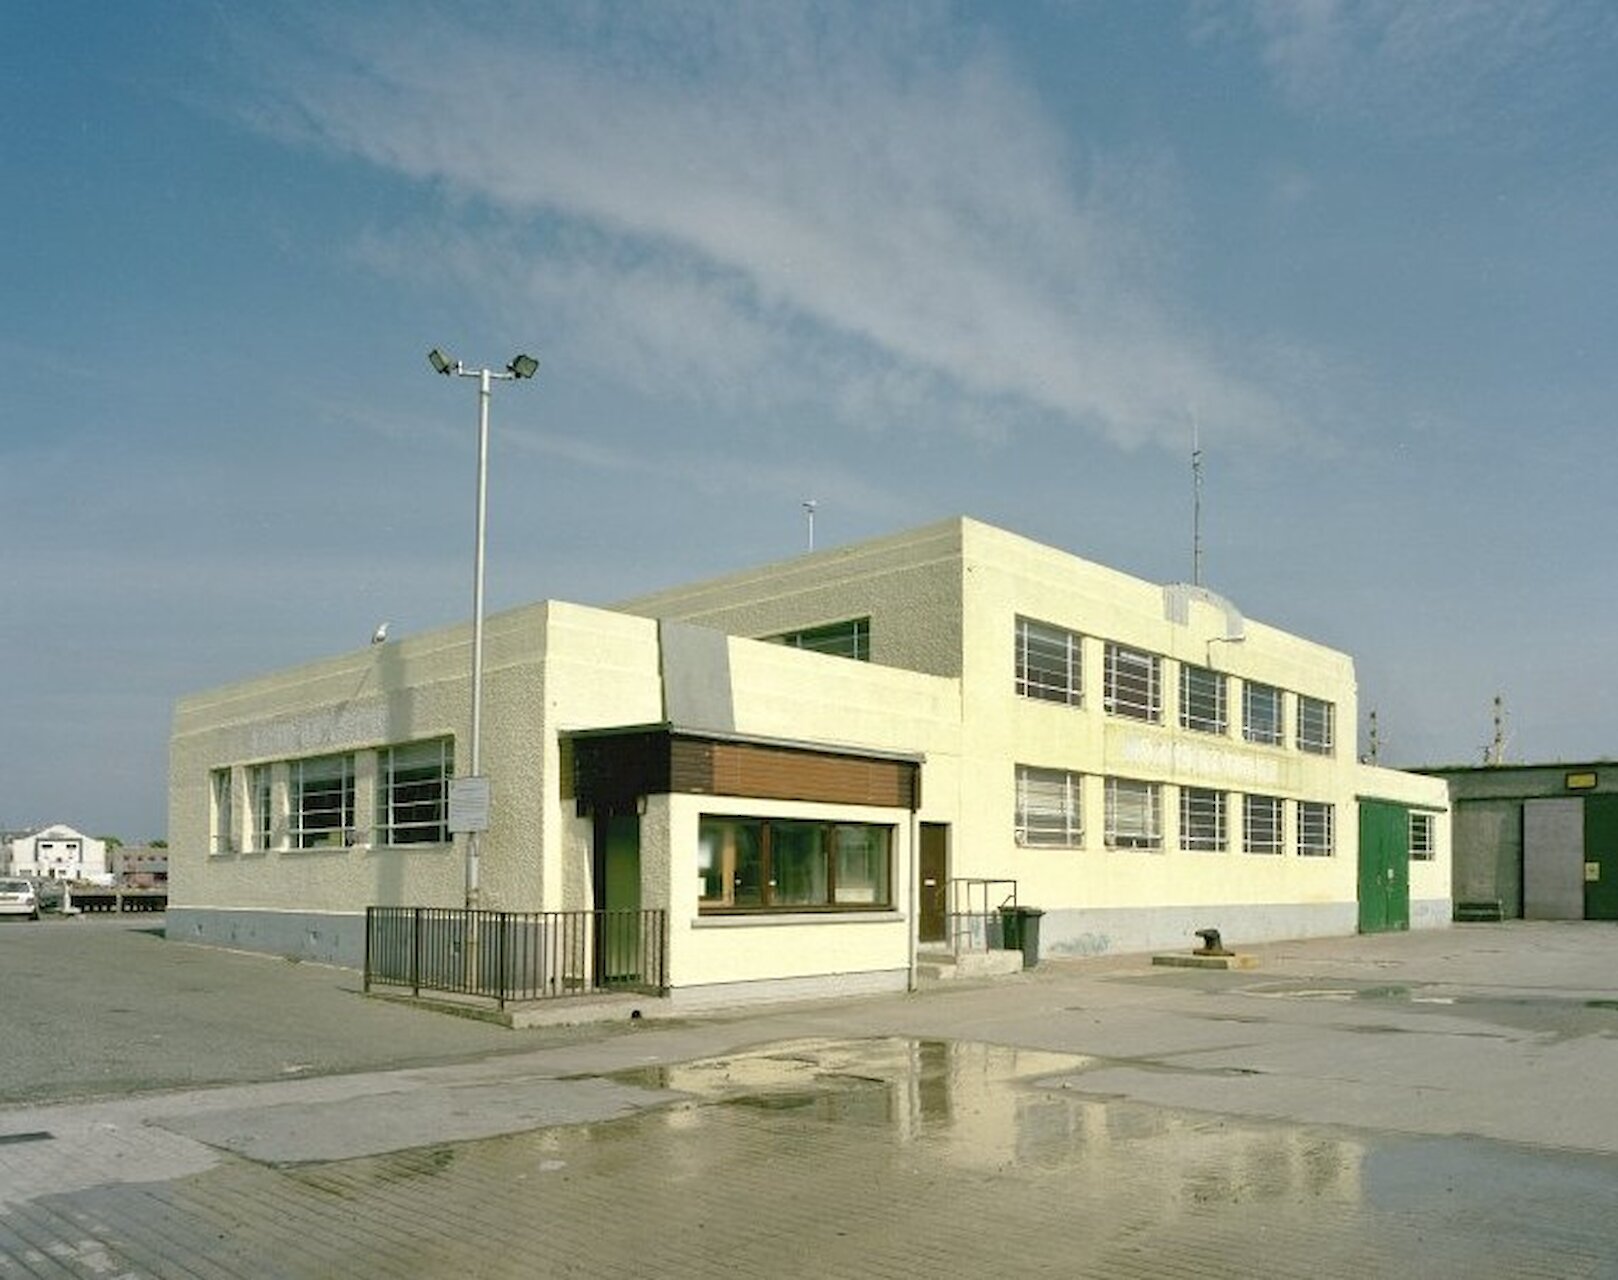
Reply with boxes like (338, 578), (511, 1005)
(448, 776), (492, 834)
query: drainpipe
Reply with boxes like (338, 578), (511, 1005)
(907, 809), (920, 993)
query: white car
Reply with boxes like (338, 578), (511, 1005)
(0, 878), (39, 920)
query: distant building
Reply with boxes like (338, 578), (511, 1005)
(112, 845), (169, 889)
(1417, 762), (1618, 921)
(2, 825), (113, 885)
(170, 517), (1450, 1004)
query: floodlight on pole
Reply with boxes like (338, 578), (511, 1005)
(427, 346), (538, 911)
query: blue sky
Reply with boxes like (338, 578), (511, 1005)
(5, 1), (1616, 840)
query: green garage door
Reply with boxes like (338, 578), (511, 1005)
(1358, 800), (1410, 934)
(1585, 795), (1618, 921)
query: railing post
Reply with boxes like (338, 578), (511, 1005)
(411, 906), (422, 999)
(363, 906), (372, 994)
(496, 911), (508, 1010)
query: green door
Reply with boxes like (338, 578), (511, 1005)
(1358, 801), (1410, 934)
(1584, 795), (1618, 921)
(597, 814), (642, 982)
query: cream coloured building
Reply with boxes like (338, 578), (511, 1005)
(169, 517), (1449, 1006)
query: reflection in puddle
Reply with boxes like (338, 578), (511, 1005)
(613, 1038), (1364, 1205)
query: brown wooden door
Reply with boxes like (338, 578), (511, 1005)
(919, 824), (948, 943)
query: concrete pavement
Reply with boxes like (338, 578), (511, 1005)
(4, 919), (1618, 1276)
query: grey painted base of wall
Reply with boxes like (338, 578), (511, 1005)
(168, 899), (1456, 992)
(1041, 899), (1454, 958)
(1411, 898), (1452, 931)
(167, 907), (366, 970)
(666, 968), (909, 1012)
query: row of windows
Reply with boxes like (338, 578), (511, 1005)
(210, 739), (454, 853)
(1015, 765), (1337, 856)
(1016, 617), (1335, 754)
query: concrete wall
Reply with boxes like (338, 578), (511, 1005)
(614, 519), (967, 678)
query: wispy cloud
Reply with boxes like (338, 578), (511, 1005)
(1213, 0), (1616, 140)
(240, 2), (1307, 452)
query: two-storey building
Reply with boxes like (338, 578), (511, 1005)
(169, 518), (1449, 1006)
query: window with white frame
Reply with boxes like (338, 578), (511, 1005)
(1243, 793), (1284, 855)
(210, 768), (234, 855)
(1104, 643), (1161, 722)
(1297, 801), (1334, 856)
(1297, 696), (1335, 755)
(1180, 665), (1227, 735)
(1016, 765), (1083, 847)
(291, 753), (355, 849)
(1410, 811), (1436, 861)
(1105, 777), (1162, 849)
(377, 739), (454, 845)
(1243, 682), (1284, 746)
(249, 764), (273, 851)
(1180, 787), (1227, 851)
(1016, 617), (1083, 706)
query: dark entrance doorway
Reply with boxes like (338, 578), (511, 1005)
(1358, 800), (1410, 933)
(919, 824), (949, 944)
(593, 812), (642, 982)
(1584, 794), (1618, 921)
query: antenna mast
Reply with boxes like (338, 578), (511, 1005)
(802, 499), (818, 552)
(1191, 412), (1204, 587)
(1485, 693), (1509, 766)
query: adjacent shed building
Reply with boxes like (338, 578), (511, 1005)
(1417, 762), (1618, 921)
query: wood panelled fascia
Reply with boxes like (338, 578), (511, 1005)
(570, 728), (919, 813)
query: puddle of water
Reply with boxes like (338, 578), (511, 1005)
(612, 1038), (1365, 1200)
(1242, 984), (1413, 1002)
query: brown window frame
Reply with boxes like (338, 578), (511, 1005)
(698, 815), (894, 914)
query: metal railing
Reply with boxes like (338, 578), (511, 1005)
(947, 878), (1017, 955)
(364, 907), (667, 1009)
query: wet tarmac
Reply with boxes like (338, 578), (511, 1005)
(7, 924), (1618, 1276)
(6, 1035), (1616, 1277)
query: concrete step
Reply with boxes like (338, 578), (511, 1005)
(918, 949), (1025, 982)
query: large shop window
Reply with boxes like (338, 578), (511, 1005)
(291, 753), (355, 849)
(698, 816), (892, 912)
(378, 738), (454, 845)
(1016, 617), (1083, 706)
(1103, 643), (1161, 722)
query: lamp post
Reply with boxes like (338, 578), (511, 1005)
(428, 348), (538, 911)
